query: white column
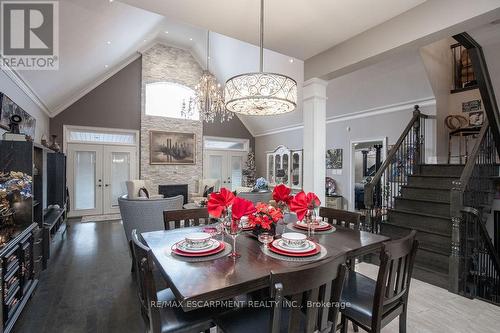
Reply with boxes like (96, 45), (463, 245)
(302, 78), (327, 204)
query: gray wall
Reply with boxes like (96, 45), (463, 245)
(204, 116), (255, 151)
(1, 69), (50, 143)
(50, 57), (142, 140)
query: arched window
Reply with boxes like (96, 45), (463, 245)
(145, 82), (198, 120)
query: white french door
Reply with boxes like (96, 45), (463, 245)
(203, 150), (247, 191)
(67, 143), (137, 217)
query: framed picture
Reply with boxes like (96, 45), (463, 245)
(326, 149), (343, 169)
(468, 111), (484, 127)
(0, 92), (36, 139)
(150, 131), (196, 165)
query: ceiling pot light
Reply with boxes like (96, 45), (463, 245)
(225, 0), (297, 116)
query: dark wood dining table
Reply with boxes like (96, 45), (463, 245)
(141, 219), (390, 312)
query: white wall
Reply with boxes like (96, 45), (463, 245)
(0, 69), (49, 143)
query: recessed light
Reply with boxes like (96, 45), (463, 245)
(109, 0), (114, 2)
(189, 38), (193, 41)
(143, 39), (147, 42)
(104, 65), (109, 68)
(165, 31), (169, 34)
(289, 58), (294, 63)
(106, 41), (111, 45)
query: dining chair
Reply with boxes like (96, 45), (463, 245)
(163, 208), (211, 230)
(339, 230), (418, 333)
(131, 229), (219, 333)
(319, 207), (361, 230)
(215, 255), (348, 333)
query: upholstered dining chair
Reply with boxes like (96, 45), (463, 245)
(119, 195), (183, 270)
(215, 255), (348, 333)
(163, 208), (212, 230)
(319, 207), (361, 230)
(339, 230), (419, 333)
(237, 191), (272, 205)
(131, 230), (219, 333)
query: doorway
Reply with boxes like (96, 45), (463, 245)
(64, 126), (139, 217)
(203, 136), (249, 191)
(350, 138), (387, 211)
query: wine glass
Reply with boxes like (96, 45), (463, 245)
(305, 208), (317, 240)
(258, 232), (274, 250)
(228, 219), (243, 259)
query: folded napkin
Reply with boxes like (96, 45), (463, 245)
(207, 187), (235, 218)
(231, 197), (256, 221)
(272, 184), (293, 205)
(289, 191), (321, 221)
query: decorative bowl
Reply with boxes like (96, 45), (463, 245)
(184, 232), (212, 249)
(281, 232), (307, 248)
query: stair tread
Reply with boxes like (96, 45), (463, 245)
(418, 245), (450, 256)
(388, 208), (450, 220)
(414, 263), (448, 277)
(381, 221), (450, 238)
(410, 175), (460, 179)
(395, 197), (450, 205)
(401, 185), (451, 191)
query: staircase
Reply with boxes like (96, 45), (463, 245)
(380, 164), (464, 289)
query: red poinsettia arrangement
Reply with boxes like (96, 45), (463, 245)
(289, 191), (321, 221)
(248, 203), (283, 230)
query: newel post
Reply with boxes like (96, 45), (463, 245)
(449, 179), (464, 294)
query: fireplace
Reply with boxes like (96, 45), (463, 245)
(158, 184), (188, 205)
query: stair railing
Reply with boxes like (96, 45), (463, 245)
(449, 119), (499, 295)
(460, 207), (500, 304)
(363, 105), (428, 232)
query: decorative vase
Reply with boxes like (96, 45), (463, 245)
(50, 135), (60, 152)
(252, 223), (276, 237)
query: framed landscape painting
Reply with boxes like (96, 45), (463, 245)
(0, 92), (36, 139)
(150, 131), (196, 165)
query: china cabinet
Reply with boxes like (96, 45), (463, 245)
(266, 145), (303, 189)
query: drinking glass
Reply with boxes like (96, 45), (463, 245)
(258, 232), (274, 250)
(228, 219), (243, 258)
(305, 208), (317, 239)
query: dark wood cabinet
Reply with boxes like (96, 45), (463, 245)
(0, 224), (39, 333)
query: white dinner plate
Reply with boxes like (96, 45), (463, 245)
(272, 239), (316, 253)
(175, 239), (220, 253)
(296, 220), (331, 229)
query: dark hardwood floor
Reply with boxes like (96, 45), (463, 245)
(14, 220), (146, 333)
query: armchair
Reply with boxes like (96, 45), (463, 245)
(190, 178), (220, 202)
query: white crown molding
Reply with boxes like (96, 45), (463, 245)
(50, 52), (142, 117)
(1, 65), (51, 116)
(253, 97), (436, 137)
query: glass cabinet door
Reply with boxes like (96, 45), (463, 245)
(292, 152), (300, 187)
(268, 154), (274, 184)
(282, 153), (289, 185)
(274, 155), (281, 184)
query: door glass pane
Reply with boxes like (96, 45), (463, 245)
(282, 154), (289, 184)
(268, 155), (274, 183)
(75, 151), (96, 210)
(292, 153), (300, 186)
(274, 155), (281, 183)
(230, 156), (243, 191)
(208, 155), (223, 186)
(111, 152), (130, 207)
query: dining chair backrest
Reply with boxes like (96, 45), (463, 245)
(237, 191), (272, 205)
(163, 208), (210, 230)
(372, 230), (418, 331)
(270, 255), (347, 333)
(131, 229), (163, 332)
(319, 207), (361, 230)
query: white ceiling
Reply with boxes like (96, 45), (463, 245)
(118, 0), (427, 60)
(19, 0), (164, 113)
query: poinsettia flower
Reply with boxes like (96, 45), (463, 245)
(207, 187), (235, 218)
(272, 184), (293, 205)
(231, 197), (256, 220)
(289, 191), (321, 221)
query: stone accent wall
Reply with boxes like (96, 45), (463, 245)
(141, 44), (204, 197)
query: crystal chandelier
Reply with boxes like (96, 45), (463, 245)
(183, 31), (232, 123)
(224, 0), (297, 116)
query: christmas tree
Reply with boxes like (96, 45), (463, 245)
(242, 151), (256, 187)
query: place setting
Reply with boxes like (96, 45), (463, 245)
(169, 232), (232, 262)
(260, 232), (327, 262)
(287, 217), (336, 235)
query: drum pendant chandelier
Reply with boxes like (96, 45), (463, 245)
(224, 0), (297, 116)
